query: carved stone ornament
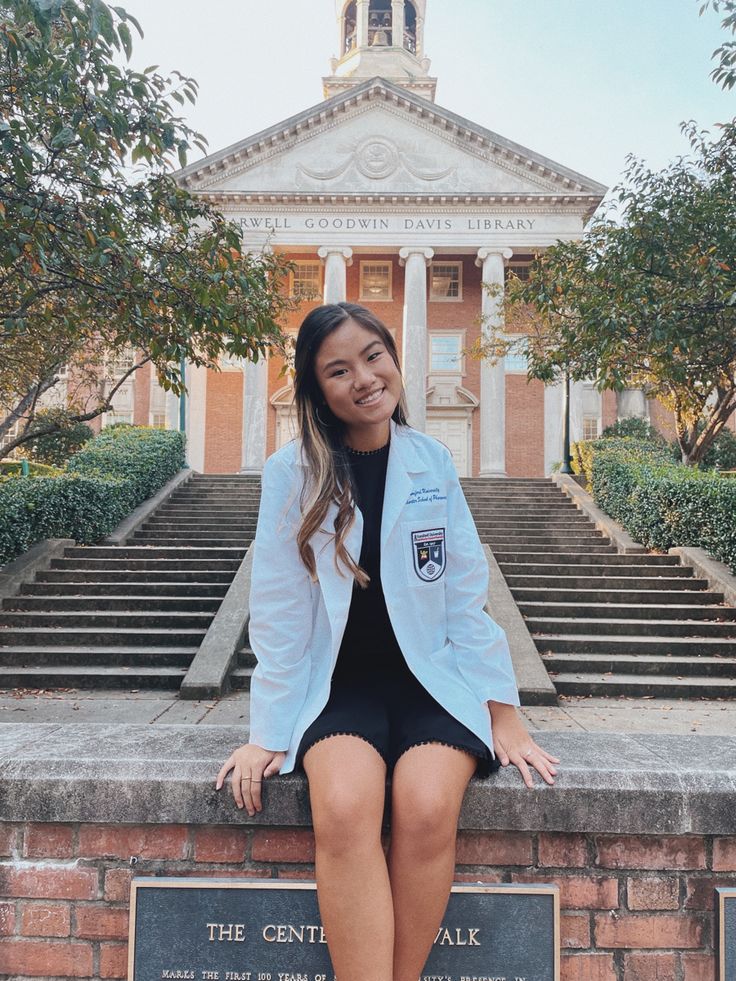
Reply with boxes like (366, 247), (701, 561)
(298, 136), (455, 183)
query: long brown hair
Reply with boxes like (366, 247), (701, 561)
(292, 302), (409, 586)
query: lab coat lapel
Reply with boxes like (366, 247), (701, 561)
(381, 419), (430, 552)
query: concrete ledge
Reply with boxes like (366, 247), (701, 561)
(180, 546), (254, 699)
(103, 467), (195, 545)
(551, 473), (647, 554)
(0, 538), (75, 601)
(669, 547), (736, 607)
(483, 544), (558, 706)
(1, 724), (734, 834)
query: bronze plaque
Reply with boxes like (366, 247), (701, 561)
(718, 887), (736, 981)
(128, 877), (560, 981)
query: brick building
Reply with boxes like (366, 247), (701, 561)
(20, 0), (717, 476)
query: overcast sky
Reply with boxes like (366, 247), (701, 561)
(119, 0), (734, 196)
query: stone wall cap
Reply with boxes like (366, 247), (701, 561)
(1, 724), (734, 835)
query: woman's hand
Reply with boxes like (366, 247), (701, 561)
(488, 701), (560, 788)
(215, 744), (286, 816)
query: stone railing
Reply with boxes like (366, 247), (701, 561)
(1, 724), (735, 979)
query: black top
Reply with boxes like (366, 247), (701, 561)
(332, 439), (407, 683)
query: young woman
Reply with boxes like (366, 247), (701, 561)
(216, 302), (560, 981)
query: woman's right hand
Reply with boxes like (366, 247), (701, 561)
(215, 744), (286, 816)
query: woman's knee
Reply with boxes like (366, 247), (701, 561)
(303, 734), (387, 853)
(390, 745), (476, 847)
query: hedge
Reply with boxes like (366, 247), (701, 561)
(0, 425), (185, 566)
(573, 437), (736, 575)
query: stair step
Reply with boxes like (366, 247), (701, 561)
(499, 563), (695, 578)
(35, 570), (235, 584)
(550, 672), (736, 699)
(50, 559), (241, 571)
(229, 667), (254, 690)
(535, 634), (736, 656)
(528, 616), (736, 637)
(0, 611), (213, 628)
(0, 644), (196, 666)
(65, 546), (245, 559)
(511, 588), (722, 604)
(0, 626), (207, 647)
(505, 574), (708, 589)
(3, 596), (222, 613)
(542, 651), (736, 677)
(22, 582), (229, 597)
(519, 603), (736, 621)
(0, 665), (187, 690)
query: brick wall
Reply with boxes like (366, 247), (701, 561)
(1, 822), (734, 980)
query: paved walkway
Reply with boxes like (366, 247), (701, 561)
(0, 688), (733, 736)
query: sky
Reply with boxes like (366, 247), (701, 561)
(118, 0), (734, 198)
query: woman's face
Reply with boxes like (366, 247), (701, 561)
(313, 318), (403, 448)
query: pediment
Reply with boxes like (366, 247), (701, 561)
(177, 78), (606, 202)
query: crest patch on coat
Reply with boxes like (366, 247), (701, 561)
(411, 528), (446, 582)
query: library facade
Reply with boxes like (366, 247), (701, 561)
(117, 0), (667, 476)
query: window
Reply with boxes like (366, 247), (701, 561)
(583, 416), (601, 440)
(0, 419), (21, 455)
(504, 351), (529, 374)
(505, 263), (531, 283)
(430, 262), (462, 301)
(104, 411), (133, 426)
(151, 412), (168, 429)
(290, 262), (322, 300)
(219, 351), (242, 370)
(360, 262), (392, 301)
(429, 333), (463, 373)
(108, 347), (135, 379)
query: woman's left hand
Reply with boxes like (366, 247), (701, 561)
(488, 701), (560, 788)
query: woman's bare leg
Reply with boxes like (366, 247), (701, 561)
(387, 743), (478, 981)
(303, 734), (392, 981)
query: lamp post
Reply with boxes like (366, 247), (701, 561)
(559, 369), (573, 474)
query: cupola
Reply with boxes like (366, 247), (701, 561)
(323, 0), (437, 101)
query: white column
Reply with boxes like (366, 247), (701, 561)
(356, 0), (370, 48)
(544, 380), (565, 476)
(570, 379), (586, 444)
(186, 362), (207, 473)
(391, 0), (405, 45)
(399, 247), (434, 433)
(475, 247), (513, 477)
(318, 246), (353, 304)
(240, 354), (269, 474)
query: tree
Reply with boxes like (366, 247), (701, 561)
(486, 120), (736, 467)
(0, 0), (293, 455)
(700, 0), (736, 90)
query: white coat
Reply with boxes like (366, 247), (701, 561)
(247, 418), (521, 774)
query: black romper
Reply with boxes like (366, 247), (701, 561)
(294, 438), (499, 779)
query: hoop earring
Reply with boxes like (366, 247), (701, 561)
(315, 404), (332, 428)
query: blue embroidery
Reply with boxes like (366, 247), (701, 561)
(405, 486), (447, 505)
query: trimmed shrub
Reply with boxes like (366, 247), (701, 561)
(0, 461), (63, 478)
(586, 443), (736, 575)
(0, 425), (185, 566)
(15, 408), (94, 466)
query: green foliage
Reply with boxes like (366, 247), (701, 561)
(700, 0), (736, 90)
(697, 422), (736, 470)
(15, 408), (93, 465)
(570, 433), (736, 574)
(571, 437), (672, 485)
(0, 0), (294, 455)
(0, 460), (62, 477)
(0, 424), (184, 564)
(500, 117), (736, 467)
(601, 417), (670, 445)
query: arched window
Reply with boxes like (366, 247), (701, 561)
(343, 1), (357, 54)
(368, 0), (392, 45)
(403, 0), (417, 53)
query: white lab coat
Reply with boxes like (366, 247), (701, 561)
(247, 418), (520, 774)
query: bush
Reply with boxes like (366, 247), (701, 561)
(0, 461), (64, 478)
(587, 445), (736, 575)
(602, 417), (670, 445)
(0, 425), (185, 566)
(571, 436), (671, 486)
(15, 408), (94, 466)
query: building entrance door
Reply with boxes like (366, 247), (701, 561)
(426, 413), (470, 476)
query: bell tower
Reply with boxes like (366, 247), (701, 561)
(323, 0), (437, 102)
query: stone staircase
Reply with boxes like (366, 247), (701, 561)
(0, 474), (260, 690)
(460, 477), (736, 699)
